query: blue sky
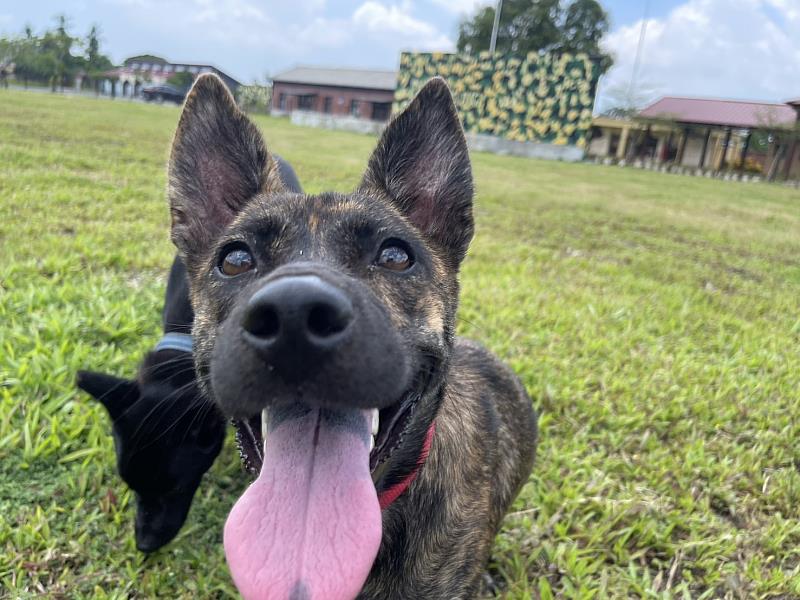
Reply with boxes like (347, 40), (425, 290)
(2, 1), (799, 110)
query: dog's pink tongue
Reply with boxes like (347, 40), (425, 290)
(224, 407), (381, 600)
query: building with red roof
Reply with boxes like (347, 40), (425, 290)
(588, 96), (800, 181)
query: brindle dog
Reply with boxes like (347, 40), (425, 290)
(168, 73), (537, 599)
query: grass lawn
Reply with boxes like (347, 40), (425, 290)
(2, 89), (800, 599)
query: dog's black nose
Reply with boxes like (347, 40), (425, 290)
(242, 276), (353, 379)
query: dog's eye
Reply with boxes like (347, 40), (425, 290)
(377, 242), (413, 271)
(220, 247), (255, 277)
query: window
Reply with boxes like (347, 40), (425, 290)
(189, 66), (200, 74)
(298, 94), (316, 110)
(163, 65), (173, 73)
(323, 97), (332, 113)
(350, 99), (360, 117)
(278, 93), (286, 110)
(371, 102), (391, 121)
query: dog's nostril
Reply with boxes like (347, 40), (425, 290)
(245, 306), (280, 339)
(307, 303), (349, 338)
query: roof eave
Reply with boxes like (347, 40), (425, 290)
(271, 79), (395, 92)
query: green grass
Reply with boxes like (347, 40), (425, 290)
(2, 89), (800, 599)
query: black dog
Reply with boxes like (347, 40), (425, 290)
(166, 73), (537, 599)
(76, 255), (224, 553)
(78, 159), (302, 553)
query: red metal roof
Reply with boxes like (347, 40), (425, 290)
(639, 96), (798, 129)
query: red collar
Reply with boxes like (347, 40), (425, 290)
(377, 421), (436, 510)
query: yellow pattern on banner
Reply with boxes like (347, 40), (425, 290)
(394, 51), (601, 148)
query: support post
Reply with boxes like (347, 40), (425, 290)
(698, 128), (712, 169)
(635, 125), (652, 159)
(783, 140), (798, 180)
(767, 136), (783, 182)
(739, 131), (752, 172)
(719, 127), (732, 171)
(676, 127), (690, 165)
(617, 125), (630, 160)
(663, 130), (674, 162)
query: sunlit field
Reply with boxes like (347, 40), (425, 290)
(2, 90), (800, 598)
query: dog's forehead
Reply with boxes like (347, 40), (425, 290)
(233, 191), (407, 237)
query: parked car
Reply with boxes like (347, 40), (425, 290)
(142, 84), (186, 104)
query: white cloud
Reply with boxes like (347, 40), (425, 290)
(429, 0), (492, 16)
(287, 2), (454, 57)
(294, 17), (353, 48)
(59, 0), (453, 79)
(136, 0), (452, 56)
(191, 0), (269, 25)
(352, 1), (452, 48)
(598, 0), (800, 112)
(765, 0), (800, 21)
(104, 0), (156, 7)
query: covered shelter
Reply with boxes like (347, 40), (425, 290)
(588, 96), (800, 180)
(638, 97), (799, 178)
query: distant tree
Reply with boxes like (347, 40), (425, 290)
(83, 25), (113, 92)
(167, 71), (195, 90)
(37, 15), (79, 90)
(86, 25), (100, 64)
(458, 0), (561, 56)
(0, 16), (114, 90)
(10, 25), (42, 88)
(456, 6), (495, 55)
(600, 80), (660, 118)
(457, 0), (613, 73)
(0, 38), (13, 71)
(0, 38), (12, 88)
(560, 0), (612, 71)
(755, 109), (800, 181)
(125, 54), (167, 66)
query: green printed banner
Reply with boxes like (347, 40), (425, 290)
(394, 51), (602, 148)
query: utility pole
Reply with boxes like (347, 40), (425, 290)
(489, 0), (503, 54)
(628, 0), (651, 107)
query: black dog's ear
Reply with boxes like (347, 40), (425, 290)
(76, 370), (138, 421)
(168, 73), (284, 263)
(360, 77), (474, 267)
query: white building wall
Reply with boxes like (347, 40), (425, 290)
(682, 136), (707, 167)
(588, 133), (611, 157)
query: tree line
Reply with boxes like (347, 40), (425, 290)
(457, 0), (613, 73)
(0, 15), (114, 91)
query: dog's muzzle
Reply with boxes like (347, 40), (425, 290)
(241, 275), (353, 382)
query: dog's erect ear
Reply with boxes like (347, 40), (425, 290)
(361, 77), (474, 267)
(76, 370), (138, 421)
(168, 73), (282, 261)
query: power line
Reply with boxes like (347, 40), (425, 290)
(628, 0), (651, 104)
